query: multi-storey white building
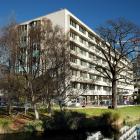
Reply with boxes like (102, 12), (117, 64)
(18, 9), (134, 105)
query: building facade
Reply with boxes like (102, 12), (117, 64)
(18, 9), (134, 106)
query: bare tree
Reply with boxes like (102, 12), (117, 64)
(35, 19), (87, 112)
(0, 20), (19, 74)
(17, 20), (44, 119)
(0, 73), (25, 114)
(95, 18), (140, 109)
(16, 19), (71, 117)
(0, 18), (42, 118)
(0, 18), (87, 118)
(0, 19), (21, 114)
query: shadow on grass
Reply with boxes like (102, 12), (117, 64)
(41, 110), (121, 140)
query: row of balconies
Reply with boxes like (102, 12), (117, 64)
(70, 21), (97, 45)
(70, 57), (133, 81)
(69, 25), (133, 69)
(70, 47), (105, 65)
(72, 86), (133, 96)
(70, 61), (133, 83)
(71, 74), (134, 89)
(70, 36), (133, 76)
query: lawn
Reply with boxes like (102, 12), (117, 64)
(72, 106), (140, 124)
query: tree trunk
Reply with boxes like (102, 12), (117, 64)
(47, 101), (52, 114)
(7, 103), (12, 115)
(112, 80), (117, 109)
(34, 104), (39, 120)
(7, 98), (12, 115)
(29, 82), (39, 119)
(32, 96), (39, 120)
(24, 97), (28, 115)
(59, 101), (63, 112)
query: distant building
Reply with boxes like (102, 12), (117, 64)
(17, 9), (134, 105)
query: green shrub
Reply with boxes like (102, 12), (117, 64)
(24, 120), (43, 132)
(100, 112), (121, 125)
(0, 119), (11, 128)
(99, 112), (121, 138)
(43, 110), (85, 130)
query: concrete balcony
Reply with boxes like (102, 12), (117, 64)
(70, 25), (88, 40)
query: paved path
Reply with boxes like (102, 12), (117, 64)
(66, 105), (139, 109)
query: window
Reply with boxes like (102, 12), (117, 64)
(103, 86), (107, 91)
(103, 86), (111, 92)
(80, 48), (86, 56)
(89, 53), (92, 58)
(83, 84), (87, 89)
(97, 85), (101, 90)
(79, 26), (86, 34)
(102, 59), (106, 65)
(96, 76), (101, 81)
(80, 83), (83, 89)
(103, 77), (107, 82)
(89, 63), (95, 69)
(79, 37), (86, 45)
(80, 83), (87, 90)
(96, 67), (102, 73)
(89, 84), (95, 90)
(70, 55), (77, 63)
(107, 87), (110, 91)
(70, 19), (77, 28)
(70, 43), (77, 51)
(70, 32), (76, 39)
(80, 71), (87, 78)
(89, 74), (96, 80)
(25, 25), (27, 30)
(72, 82), (77, 89)
(24, 36), (27, 42)
(89, 53), (96, 60)
(96, 57), (101, 63)
(81, 60), (87, 66)
(88, 42), (95, 49)
(20, 25), (27, 31)
(88, 32), (94, 40)
(95, 47), (100, 53)
(20, 48), (26, 54)
(71, 69), (78, 76)
(30, 20), (40, 27)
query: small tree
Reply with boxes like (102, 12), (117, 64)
(0, 74), (25, 114)
(36, 19), (86, 112)
(0, 18), (87, 118)
(96, 18), (140, 109)
(0, 19), (20, 114)
(17, 19), (71, 117)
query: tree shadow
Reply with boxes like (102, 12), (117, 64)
(41, 110), (121, 140)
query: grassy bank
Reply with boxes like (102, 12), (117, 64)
(73, 106), (140, 124)
(0, 105), (139, 134)
(0, 114), (43, 134)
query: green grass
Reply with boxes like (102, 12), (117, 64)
(0, 118), (12, 129)
(72, 106), (140, 123)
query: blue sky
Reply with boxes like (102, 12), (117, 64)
(0, 0), (140, 30)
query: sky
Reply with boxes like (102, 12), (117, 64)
(0, 0), (140, 30)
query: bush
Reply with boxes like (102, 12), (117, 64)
(101, 112), (120, 125)
(43, 110), (86, 131)
(0, 118), (11, 128)
(99, 112), (121, 138)
(24, 120), (43, 132)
